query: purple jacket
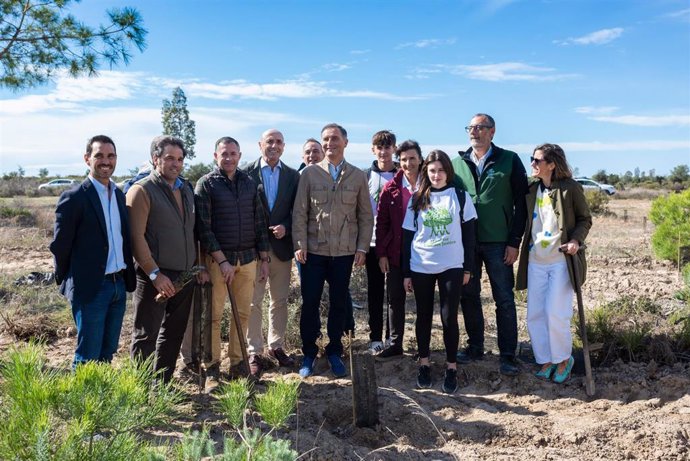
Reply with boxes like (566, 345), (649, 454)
(375, 169), (413, 267)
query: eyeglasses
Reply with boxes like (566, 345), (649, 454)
(465, 125), (492, 133)
(529, 156), (548, 164)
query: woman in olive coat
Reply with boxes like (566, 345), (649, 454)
(515, 144), (592, 384)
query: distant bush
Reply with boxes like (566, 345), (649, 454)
(583, 189), (610, 215)
(649, 190), (690, 263)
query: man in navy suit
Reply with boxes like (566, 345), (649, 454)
(50, 135), (136, 368)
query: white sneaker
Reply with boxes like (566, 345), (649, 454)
(368, 341), (384, 354)
(384, 337), (392, 348)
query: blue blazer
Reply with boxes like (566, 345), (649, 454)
(49, 179), (136, 304)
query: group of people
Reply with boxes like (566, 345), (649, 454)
(50, 113), (591, 395)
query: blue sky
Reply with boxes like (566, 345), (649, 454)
(1, 0), (689, 177)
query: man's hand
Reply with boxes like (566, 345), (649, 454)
(258, 260), (269, 282)
(219, 260), (235, 285)
(378, 256), (389, 274)
(270, 224), (286, 240)
(196, 268), (210, 284)
(504, 245), (519, 266)
(153, 273), (176, 298)
(403, 277), (413, 292)
(462, 272), (471, 286)
(295, 249), (307, 264)
(354, 250), (366, 266)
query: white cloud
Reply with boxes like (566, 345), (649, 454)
(396, 38), (456, 49)
(405, 67), (443, 80)
(349, 49), (371, 55)
(663, 8), (690, 22)
(574, 106), (619, 115)
(504, 140), (690, 154)
(589, 114), (690, 127)
(556, 27), (624, 46)
(441, 62), (573, 82)
(322, 63), (352, 72)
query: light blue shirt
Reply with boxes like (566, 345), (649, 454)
(171, 176), (184, 191)
(471, 146), (493, 176)
(328, 159), (345, 182)
(260, 158), (281, 211)
(88, 176), (126, 275)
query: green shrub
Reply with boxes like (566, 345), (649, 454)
(0, 343), (182, 461)
(649, 189), (690, 263)
(584, 189), (610, 215)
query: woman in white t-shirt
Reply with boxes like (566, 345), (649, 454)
(402, 150), (477, 394)
(515, 144), (592, 384)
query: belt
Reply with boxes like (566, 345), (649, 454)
(104, 270), (125, 282)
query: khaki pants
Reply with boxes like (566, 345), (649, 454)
(181, 255), (256, 367)
(246, 250), (292, 354)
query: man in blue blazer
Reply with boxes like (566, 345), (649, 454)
(50, 135), (136, 368)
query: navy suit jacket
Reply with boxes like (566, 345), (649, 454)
(49, 178), (136, 304)
(243, 158), (300, 261)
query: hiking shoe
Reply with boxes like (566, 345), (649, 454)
(248, 354), (263, 379)
(328, 354), (347, 378)
(205, 364), (220, 393)
(499, 356), (520, 376)
(269, 347), (295, 367)
(456, 347), (484, 365)
(368, 341), (385, 354)
(416, 365), (432, 389)
(229, 361), (248, 379)
(375, 346), (403, 361)
(299, 356), (315, 378)
(443, 368), (458, 394)
(177, 361), (199, 382)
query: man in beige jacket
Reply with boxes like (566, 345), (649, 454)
(292, 123), (373, 378)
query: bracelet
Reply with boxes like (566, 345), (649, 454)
(218, 260), (229, 266)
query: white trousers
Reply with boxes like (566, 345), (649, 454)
(526, 260), (574, 365)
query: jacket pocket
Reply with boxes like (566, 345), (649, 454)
(311, 185), (329, 205)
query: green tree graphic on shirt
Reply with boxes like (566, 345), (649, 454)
(423, 208), (453, 237)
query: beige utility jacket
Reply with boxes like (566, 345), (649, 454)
(292, 159), (373, 257)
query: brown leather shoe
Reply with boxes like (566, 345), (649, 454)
(248, 354), (263, 379)
(269, 348), (295, 367)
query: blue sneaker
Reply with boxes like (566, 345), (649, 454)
(299, 356), (315, 378)
(328, 354), (347, 378)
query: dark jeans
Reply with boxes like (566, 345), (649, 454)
(386, 265), (406, 348)
(130, 268), (194, 383)
(460, 242), (518, 358)
(365, 248), (386, 342)
(300, 253), (354, 358)
(412, 268), (462, 363)
(71, 274), (127, 368)
(298, 260), (355, 335)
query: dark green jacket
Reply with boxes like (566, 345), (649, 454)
(515, 177), (592, 291)
(452, 144), (528, 247)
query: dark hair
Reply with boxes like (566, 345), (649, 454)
(411, 149), (455, 212)
(302, 138), (322, 149)
(215, 136), (240, 151)
(534, 143), (572, 180)
(152, 135), (186, 159)
(321, 123), (347, 138)
(86, 135), (116, 155)
(372, 130), (396, 147)
(395, 139), (422, 160)
(472, 113), (495, 128)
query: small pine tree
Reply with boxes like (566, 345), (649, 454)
(649, 189), (690, 263)
(162, 87), (197, 159)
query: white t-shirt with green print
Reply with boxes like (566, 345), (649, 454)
(528, 185), (565, 264)
(402, 187), (477, 274)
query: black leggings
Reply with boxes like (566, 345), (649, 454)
(411, 268), (462, 363)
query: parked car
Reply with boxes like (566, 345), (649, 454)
(37, 179), (79, 191)
(575, 177), (616, 195)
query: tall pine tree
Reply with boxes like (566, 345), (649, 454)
(161, 87), (196, 159)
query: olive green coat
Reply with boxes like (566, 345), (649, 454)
(515, 177), (592, 291)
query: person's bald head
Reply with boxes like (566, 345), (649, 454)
(258, 129), (285, 167)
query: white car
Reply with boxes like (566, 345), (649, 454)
(38, 179), (79, 191)
(575, 178), (616, 195)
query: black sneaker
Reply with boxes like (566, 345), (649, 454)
(443, 368), (458, 394)
(456, 347), (484, 365)
(416, 365), (432, 389)
(499, 356), (520, 376)
(375, 346), (403, 361)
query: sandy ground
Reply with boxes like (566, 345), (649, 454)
(0, 197), (689, 460)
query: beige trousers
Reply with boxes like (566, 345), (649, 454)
(246, 250), (293, 354)
(181, 255), (256, 367)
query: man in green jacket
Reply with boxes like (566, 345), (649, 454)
(452, 113), (528, 376)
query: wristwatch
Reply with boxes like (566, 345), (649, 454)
(149, 268), (160, 281)
(260, 255), (271, 263)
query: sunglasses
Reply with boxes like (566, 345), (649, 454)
(530, 156), (548, 164)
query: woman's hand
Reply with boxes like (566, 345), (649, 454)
(559, 239), (580, 255)
(403, 277), (413, 293)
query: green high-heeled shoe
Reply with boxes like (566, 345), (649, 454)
(534, 364), (556, 380)
(552, 356), (574, 384)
